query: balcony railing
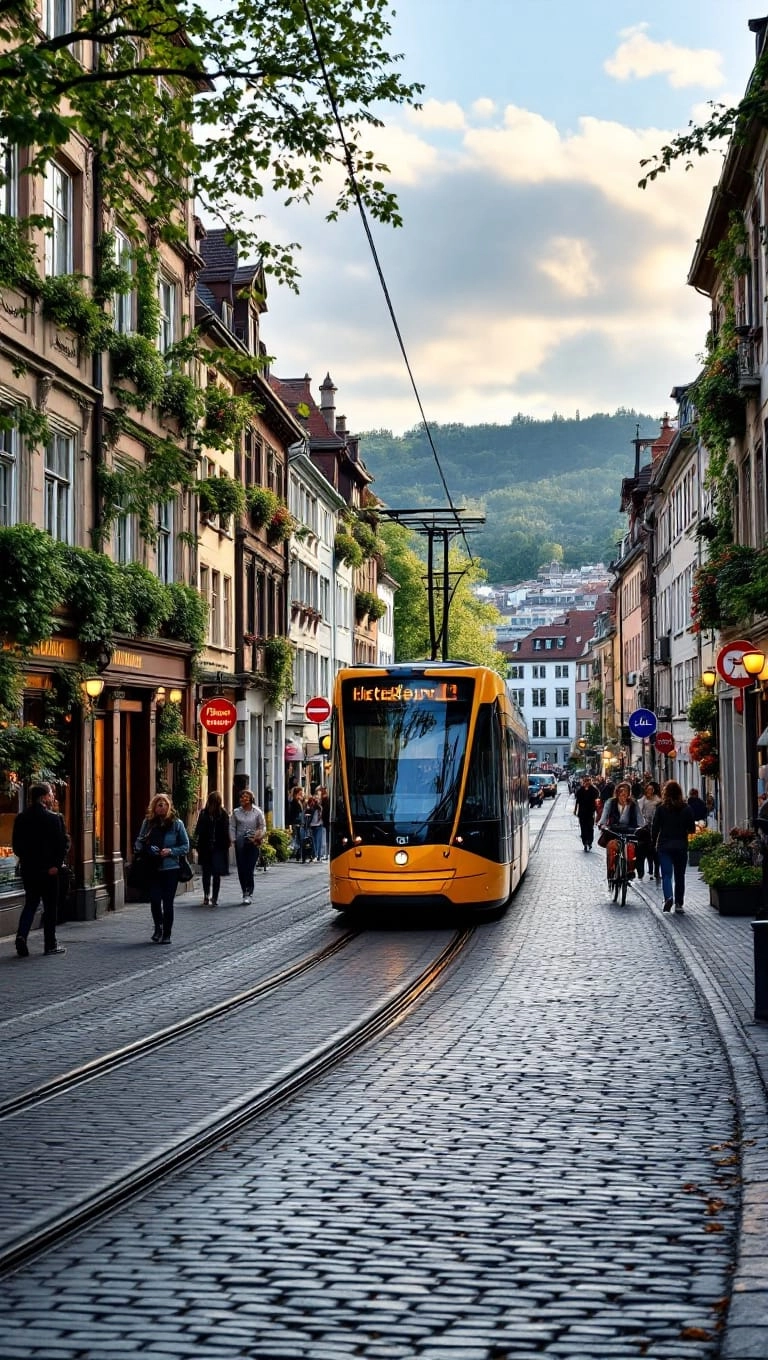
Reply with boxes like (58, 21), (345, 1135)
(737, 335), (761, 390)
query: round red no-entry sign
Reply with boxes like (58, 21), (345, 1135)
(305, 695), (331, 723)
(199, 697), (237, 733)
(655, 730), (675, 755)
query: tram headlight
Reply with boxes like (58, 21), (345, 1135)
(394, 850), (408, 866)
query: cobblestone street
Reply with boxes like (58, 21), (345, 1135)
(1, 799), (766, 1358)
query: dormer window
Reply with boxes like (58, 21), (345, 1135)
(221, 300), (234, 331)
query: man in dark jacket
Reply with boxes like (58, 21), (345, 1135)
(686, 788), (708, 823)
(573, 776), (600, 851)
(12, 782), (68, 957)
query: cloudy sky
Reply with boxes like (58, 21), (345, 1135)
(257, 1), (762, 435)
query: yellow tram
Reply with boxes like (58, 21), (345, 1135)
(329, 662), (530, 915)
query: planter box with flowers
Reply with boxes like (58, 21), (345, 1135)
(699, 832), (763, 916)
(687, 829), (722, 868)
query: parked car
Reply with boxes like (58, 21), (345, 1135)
(540, 773), (558, 798)
(528, 774), (545, 807)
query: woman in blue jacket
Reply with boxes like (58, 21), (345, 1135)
(134, 793), (190, 944)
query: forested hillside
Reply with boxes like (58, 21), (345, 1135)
(359, 410), (657, 583)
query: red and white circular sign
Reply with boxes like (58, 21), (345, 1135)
(199, 697), (237, 733)
(655, 730), (675, 755)
(305, 695), (331, 724)
(716, 639), (756, 689)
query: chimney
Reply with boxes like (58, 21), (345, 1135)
(319, 373), (336, 433)
(335, 413), (347, 436)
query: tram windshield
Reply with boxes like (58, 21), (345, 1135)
(339, 676), (474, 840)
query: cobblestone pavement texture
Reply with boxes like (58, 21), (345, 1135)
(1, 798), (767, 1358)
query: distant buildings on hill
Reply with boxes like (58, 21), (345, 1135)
(480, 562), (610, 644)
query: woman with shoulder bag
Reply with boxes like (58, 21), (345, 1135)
(597, 780), (640, 883)
(194, 790), (231, 907)
(134, 793), (190, 944)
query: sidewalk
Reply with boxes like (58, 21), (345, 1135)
(607, 837), (768, 1358)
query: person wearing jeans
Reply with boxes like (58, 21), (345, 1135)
(652, 780), (696, 914)
(134, 793), (189, 943)
(229, 789), (266, 904)
(308, 796), (324, 861)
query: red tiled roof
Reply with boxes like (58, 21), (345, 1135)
(502, 611), (598, 660)
(270, 376), (344, 444)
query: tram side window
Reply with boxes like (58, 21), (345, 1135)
(463, 705), (502, 820)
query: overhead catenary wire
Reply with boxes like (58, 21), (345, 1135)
(300, 0), (473, 563)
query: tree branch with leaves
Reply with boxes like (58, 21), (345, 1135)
(0, 0), (422, 282)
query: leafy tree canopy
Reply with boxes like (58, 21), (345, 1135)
(0, 0), (422, 284)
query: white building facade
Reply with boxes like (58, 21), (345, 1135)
(285, 449), (350, 793)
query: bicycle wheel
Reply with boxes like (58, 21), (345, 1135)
(612, 876), (620, 902)
(620, 874), (628, 906)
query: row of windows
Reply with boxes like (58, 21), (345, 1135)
(531, 636), (567, 650)
(292, 648), (331, 706)
(656, 564), (694, 638)
(5, 149), (182, 353)
(656, 463), (697, 556)
(1, 422), (176, 578)
(530, 688), (570, 706)
(508, 663), (569, 679)
(531, 720), (570, 738)
(290, 559), (320, 611)
(199, 566), (232, 650)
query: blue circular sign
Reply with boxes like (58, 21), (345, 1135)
(628, 707), (657, 738)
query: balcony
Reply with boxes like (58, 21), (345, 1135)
(737, 335), (761, 391)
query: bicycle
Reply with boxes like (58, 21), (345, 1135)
(606, 831), (638, 906)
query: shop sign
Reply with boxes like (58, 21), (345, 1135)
(199, 697), (237, 733)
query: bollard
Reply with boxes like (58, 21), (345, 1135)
(752, 920), (768, 1022)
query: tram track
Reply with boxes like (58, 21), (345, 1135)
(0, 925), (474, 1277)
(0, 928), (355, 1122)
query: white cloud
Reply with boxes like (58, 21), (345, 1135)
(256, 95), (719, 433)
(471, 97), (496, 120)
(406, 98), (466, 130)
(604, 24), (724, 89)
(537, 237), (599, 298)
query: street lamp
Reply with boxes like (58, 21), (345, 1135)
(743, 649), (767, 690)
(702, 668), (717, 689)
(80, 675), (104, 713)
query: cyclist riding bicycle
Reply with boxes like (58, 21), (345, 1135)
(598, 780), (640, 881)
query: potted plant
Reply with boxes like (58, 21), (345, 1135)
(699, 841), (763, 916)
(687, 829), (722, 867)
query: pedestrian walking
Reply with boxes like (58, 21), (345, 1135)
(229, 789), (266, 904)
(573, 775), (600, 851)
(598, 780), (640, 882)
(193, 791), (230, 907)
(319, 785), (330, 859)
(652, 780), (696, 914)
(134, 793), (190, 944)
(287, 787), (305, 860)
(12, 781), (68, 957)
(307, 794), (324, 861)
(637, 780), (662, 881)
(686, 787), (708, 824)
